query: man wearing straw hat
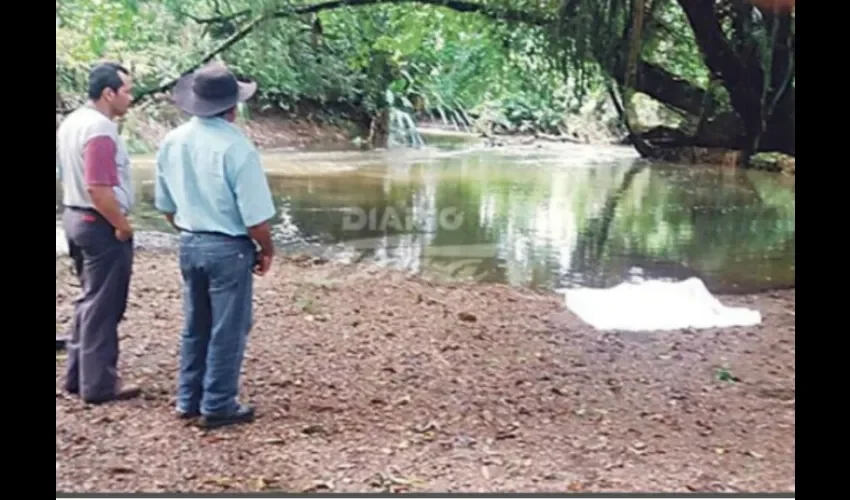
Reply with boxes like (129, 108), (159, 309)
(154, 62), (276, 429)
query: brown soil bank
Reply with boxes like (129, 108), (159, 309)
(55, 252), (795, 494)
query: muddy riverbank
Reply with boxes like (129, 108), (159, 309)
(55, 251), (795, 494)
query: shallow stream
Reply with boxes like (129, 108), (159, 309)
(56, 137), (795, 294)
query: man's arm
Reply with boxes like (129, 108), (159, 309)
(230, 149), (276, 260)
(84, 136), (132, 235)
(164, 213), (178, 232)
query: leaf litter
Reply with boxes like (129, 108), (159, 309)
(56, 254), (795, 493)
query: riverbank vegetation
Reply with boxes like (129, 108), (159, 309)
(56, 0), (794, 166)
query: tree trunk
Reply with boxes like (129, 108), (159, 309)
(367, 109), (390, 149)
(760, 88), (794, 155)
(675, 0), (794, 158)
(756, 9), (795, 156)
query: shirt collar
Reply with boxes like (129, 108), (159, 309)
(191, 115), (244, 135)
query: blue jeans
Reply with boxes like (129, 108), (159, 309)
(176, 232), (255, 416)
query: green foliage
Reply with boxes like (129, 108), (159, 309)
(56, 0), (614, 134)
(57, 0), (786, 140)
(56, 0), (217, 107)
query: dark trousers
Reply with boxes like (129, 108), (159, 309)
(61, 208), (133, 401)
(176, 232), (255, 417)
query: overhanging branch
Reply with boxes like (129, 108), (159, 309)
(274, 0), (548, 24)
(179, 8), (252, 24)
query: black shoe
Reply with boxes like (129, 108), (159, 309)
(176, 409), (201, 420)
(56, 337), (68, 351)
(82, 383), (142, 405)
(199, 404), (255, 429)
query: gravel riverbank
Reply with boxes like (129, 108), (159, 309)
(55, 251), (795, 494)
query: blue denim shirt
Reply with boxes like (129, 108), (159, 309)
(154, 116), (276, 236)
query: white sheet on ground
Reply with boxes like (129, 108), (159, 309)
(557, 277), (762, 331)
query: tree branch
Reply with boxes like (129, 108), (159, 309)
(274, 0), (549, 24)
(610, 59), (710, 115)
(675, 0), (762, 131)
(179, 8), (251, 24)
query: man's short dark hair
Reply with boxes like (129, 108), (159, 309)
(88, 62), (130, 100)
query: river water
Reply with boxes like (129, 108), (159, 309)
(55, 137), (795, 294)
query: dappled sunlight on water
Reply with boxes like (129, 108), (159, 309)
(56, 142), (794, 294)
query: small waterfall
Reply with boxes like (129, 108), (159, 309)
(387, 107), (425, 148)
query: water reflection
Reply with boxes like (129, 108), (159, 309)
(55, 145), (795, 294)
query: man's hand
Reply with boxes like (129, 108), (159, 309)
(115, 224), (133, 242)
(248, 221), (275, 277)
(89, 185), (133, 242)
(253, 252), (272, 276)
